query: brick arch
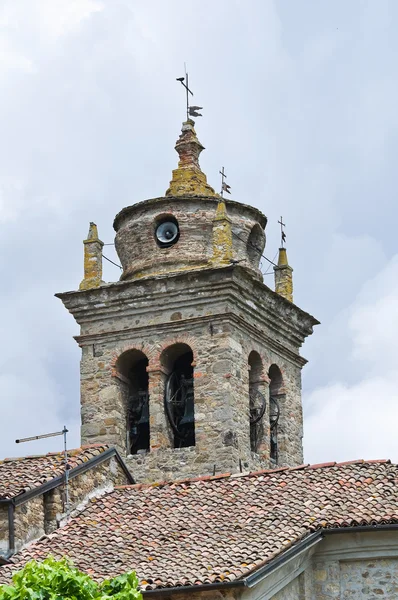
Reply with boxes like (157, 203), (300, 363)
(152, 335), (199, 370)
(110, 343), (155, 378)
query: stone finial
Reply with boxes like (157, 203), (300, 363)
(274, 247), (293, 302)
(212, 200), (233, 266)
(79, 222), (104, 290)
(165, 120), (216, 197)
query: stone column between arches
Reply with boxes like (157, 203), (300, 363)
(146, 365), (171, 452)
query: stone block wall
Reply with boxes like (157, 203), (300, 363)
(340, 558), (398, 598)
(71, 266), (310, 482)
(14, 497), (44, 553)
(262, 531), (398, 600)
(59, 193), (317, 484)
(1, 454), (129, 556)
(311, 558), (398, 599)
(0, 509), (9, 555)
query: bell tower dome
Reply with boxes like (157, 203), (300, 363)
(57, 119), (318, 483)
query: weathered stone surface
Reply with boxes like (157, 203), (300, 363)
(0, 510), (8, 555)
(113, 196), (266, 282)
(79, 222), (104, 291)
(274, 247), (293, 303)
(0, 455), (129, 556)
(58, 243), (317, 483)
(165, 120), (217, 198)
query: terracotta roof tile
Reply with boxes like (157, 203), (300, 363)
(0, 445), (109, 500)
(1, 460), (398, 590)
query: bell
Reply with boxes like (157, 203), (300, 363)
(137, 392), (149, 425)
(179, 380), (194, 426)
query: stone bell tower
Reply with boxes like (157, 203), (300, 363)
(57, 119), (318, 483)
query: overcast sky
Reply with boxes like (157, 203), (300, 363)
(1, 0), (397, 464)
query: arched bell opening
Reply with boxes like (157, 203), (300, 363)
(248, 351), (266, 453)
(268, 364), (283, 464)
(161, 343), (195, 449)
(116, 349), (150, 456)
(247, 224), (265, 267)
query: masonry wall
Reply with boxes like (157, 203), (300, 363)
(77, 278), (306, 482)
(1, 456), (129, 555)
(0, 508), (8, 555)
(61, 195), (316, 483)
(14, 496), (44, 552)
(114, 196), (265, 282)
(311, 558), (398, 599)
(260, 531), (398, 600)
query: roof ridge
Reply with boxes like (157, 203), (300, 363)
(114, 459), (394, 491)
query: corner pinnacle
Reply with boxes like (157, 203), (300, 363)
(274, 247), (293, 303)
(79, 223), (104, 291)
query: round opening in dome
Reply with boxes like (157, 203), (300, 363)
(155, 218), (180, 248)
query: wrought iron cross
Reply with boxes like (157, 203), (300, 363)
(176, 66), (203, 120)
(278, 216), (286, 247)
(219, 166), (231, 197)
(176, 66), (193, 121)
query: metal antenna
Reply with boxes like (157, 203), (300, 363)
(16, 426), (70, 519)
(219, 166), (231, 197)
(176, 65), (203, 120)
(278, 216), (286, 248)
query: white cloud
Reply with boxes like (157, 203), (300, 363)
(304, 255), (398, 464)
(0, 0), (397, 466)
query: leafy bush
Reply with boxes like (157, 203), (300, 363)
(0, 556), (143, 600)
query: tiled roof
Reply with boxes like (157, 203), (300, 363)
(2, 460), (398, 590)
(0, 445), (109, 500)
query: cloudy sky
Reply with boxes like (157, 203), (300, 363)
(1, 0), (397, 464)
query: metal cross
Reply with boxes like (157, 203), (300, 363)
(278, 216), (286, 247)
(176, 66), (203, 120)
(219, 166), (231, 196)
(176, 65), (194, 121)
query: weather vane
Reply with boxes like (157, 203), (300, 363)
(219, 166), (231, 197)
(176, 65), (203, 120)
(278, 216), (286, 247)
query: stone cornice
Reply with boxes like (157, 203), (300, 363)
(57, 267), (318, 347)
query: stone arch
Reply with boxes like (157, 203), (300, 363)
(268, 364), (284, 464)
(115, 348), (150, 456)
(247, 223), (265, 267)
(248, 351), (268, 454)
(161, 342), (195, 449)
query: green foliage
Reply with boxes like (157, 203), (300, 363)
(0, 557), (143, 600)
